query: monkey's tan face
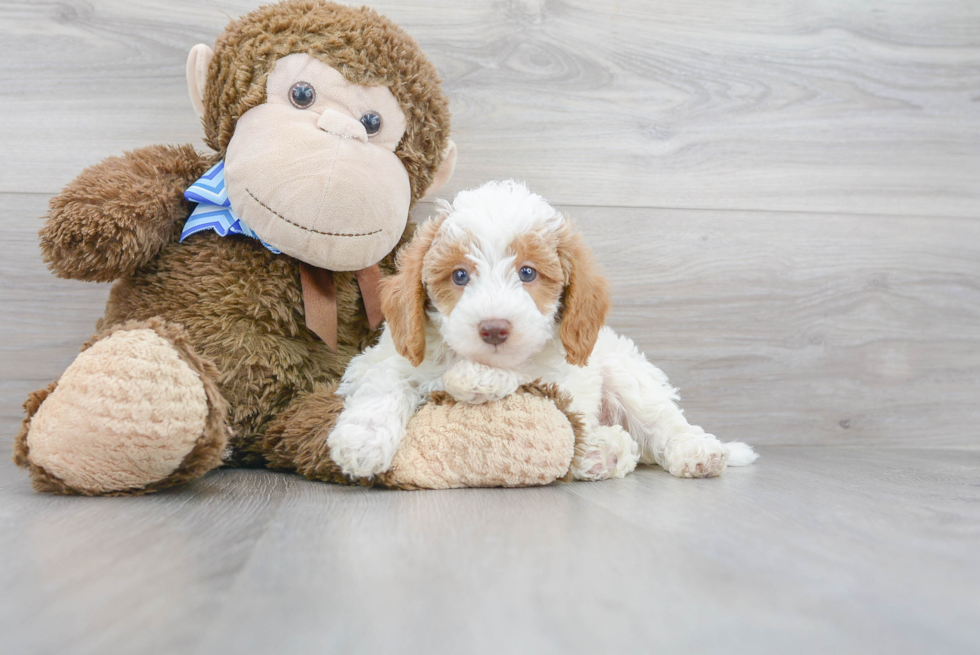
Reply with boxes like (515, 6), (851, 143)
(224, 53), (411, 271)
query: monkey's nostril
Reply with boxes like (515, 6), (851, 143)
(316, 109), (368, 143)
(479, 319), (511, 346)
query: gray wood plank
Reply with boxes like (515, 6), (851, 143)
(5, 192), (978, 447)
(562, 446), (980, 654)
(1, 0), (977, 216)
(569, 205), (980, 448)
(0, 453), (290, 655)
(4, 447), (976, 655)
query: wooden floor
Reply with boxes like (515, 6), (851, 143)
(2, 445), (978, 655)
(1, 1), (978, 653)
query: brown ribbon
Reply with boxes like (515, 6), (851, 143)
(354, 264), (385, 331)
(300, 262), (385, 351)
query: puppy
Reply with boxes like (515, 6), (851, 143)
(329, 180), (758, 480)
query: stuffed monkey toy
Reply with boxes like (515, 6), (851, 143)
(15, 0), (579, 495)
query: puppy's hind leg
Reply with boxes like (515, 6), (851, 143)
(590, 327), (758, 478)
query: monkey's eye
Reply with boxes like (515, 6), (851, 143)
(518, 266), (537, 282)
(289, 82), (316, 109)
(360, 111), (383, 136)
(452, 269), (469, 286)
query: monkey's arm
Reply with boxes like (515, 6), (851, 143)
(39, 144), (213, 282)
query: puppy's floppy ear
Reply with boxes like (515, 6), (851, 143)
(557, 221), (611, 366)
(380, 218), (443, 366)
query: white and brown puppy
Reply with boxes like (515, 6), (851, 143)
(328, 181), (758, 480)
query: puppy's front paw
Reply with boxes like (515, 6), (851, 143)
(442, 360), (523, 404)
(327, 418), (404, 479)
(664, 435), (728, 478)
(572, 425), (639, 481)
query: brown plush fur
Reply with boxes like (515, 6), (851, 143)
(100, 221), (411, 468)
(17, 0), (444, 495)
(260, 381), (364, 485)
(39, 145), (215, 283)
(13, 383), (62, 491)
(204, 0), (452, 202)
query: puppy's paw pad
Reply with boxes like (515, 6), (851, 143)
(666, 437), (728, 478)
(579, 449), (613, 479)
(588, 451), (619, 477)
(573, 425), (639, 481)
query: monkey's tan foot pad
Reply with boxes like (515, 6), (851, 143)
(378, 383), (582, 490)
(25, 329), (211, 494)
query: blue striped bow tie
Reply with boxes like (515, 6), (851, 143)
(181, 161), (281, 254)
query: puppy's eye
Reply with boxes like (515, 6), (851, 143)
(289, 82), (316, 109)
(518, 266), (537, 282)
(452, 269), (470, 286)
(360, 111), (383, 136)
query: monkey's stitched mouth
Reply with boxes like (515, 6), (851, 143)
(245, 188), (382, 237)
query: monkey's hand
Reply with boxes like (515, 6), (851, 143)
(40, 144), (213, 282)
(442, 360), (527, 405)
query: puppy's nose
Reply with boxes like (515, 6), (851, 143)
(479, 319), (511, 346)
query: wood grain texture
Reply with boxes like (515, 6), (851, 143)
(5, 192), (977, 447)
(0, 453), (291, 655)
(570, 205), (980, 448)
(1, 3), (978, 650)
(0, 0), (978, 216)
(0, 193), (109, 437)
(1, 446), (978, 655)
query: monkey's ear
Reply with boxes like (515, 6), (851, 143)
(186, 44), (214, 120)
(421, 140), (457, 200)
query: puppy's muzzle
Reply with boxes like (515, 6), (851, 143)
(479, 319), (511, 346)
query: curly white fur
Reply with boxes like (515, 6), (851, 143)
(329, 181), (758, 480)
(442, 360), (527, 405)
(330, 362), (424, 478)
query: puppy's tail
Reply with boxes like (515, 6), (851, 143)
(723, 441), (759, 467)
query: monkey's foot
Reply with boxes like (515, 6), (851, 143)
(19, 321), (229, 495)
